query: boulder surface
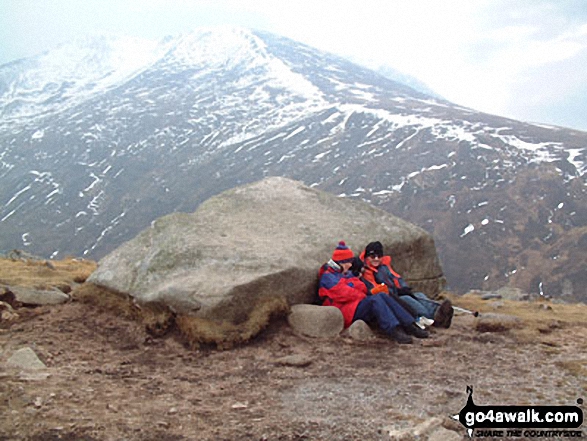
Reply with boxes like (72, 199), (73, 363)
(88, 177), (445, 321)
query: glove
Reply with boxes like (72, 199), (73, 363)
(371, 283), (389, 295)
(398, 286), (414, 297)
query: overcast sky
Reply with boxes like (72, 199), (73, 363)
(1, 0), (587, 131)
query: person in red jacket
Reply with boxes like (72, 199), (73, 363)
(318, 241), (428, 344)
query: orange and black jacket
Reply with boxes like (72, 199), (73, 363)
(359, 251), (408, 296)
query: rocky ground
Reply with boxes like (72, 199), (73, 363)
(0, 258), (586, 440)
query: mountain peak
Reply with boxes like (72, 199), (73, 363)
(0, 27), (585, 301)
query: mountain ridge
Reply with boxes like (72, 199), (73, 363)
(0, 27), (585, 300)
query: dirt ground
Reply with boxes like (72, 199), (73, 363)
(1, 294), (586, 441)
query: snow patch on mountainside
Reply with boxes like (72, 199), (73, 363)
(0, 34), (166, 124)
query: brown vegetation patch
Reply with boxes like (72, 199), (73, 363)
(72, 283), (289, 349)
(0, 256), (96, 292)
(1, 258), (587, 439)
(176, 296), (289, 350)
(444, 291), (587, 343)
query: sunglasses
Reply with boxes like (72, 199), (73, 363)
(366, 253), (381, 258)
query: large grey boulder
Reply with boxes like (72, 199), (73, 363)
(88, 177), (445, 321)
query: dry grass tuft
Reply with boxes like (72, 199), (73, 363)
(555, 360), (587, 378)
(0, 256), (97, 292)
(443, 291), (587, 341)
(74, 283), (289, 348)
(72, 283), (175, 337)
(176, 296), (290, 349)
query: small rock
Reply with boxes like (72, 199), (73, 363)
(496, 286), (527, 301)
(0, 301), (19, 322)
(288, 304), (344, 338)
(231, 402), (248, 410)
(274, 354), (313, 367)
(345, 320), (376, 341)
(18, 371), (50, 381)
(168, 407), (178, 414)
(10, 286), (70, 306)
(481, 292), (502, 300)
(6, 347), (47, 370)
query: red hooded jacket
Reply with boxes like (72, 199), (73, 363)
(318, 262), (367, 328)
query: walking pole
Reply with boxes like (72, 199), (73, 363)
(453, 306), (479, 317)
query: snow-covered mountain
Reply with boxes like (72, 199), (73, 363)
(1, 27), (585, 300)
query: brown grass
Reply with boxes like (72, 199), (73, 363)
(72, 283), (175, 337)
(176, 296), (290, 350)
(0, 257), (97, 292)
(443, 291), (587, 342)
(73, 283), (290, 349)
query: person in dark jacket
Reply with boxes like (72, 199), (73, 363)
(318, 241), (428, 344)
(360, 241), (454, 328)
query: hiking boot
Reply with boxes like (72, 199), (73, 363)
(388, 326), (413, 344)
(404, 323), (429, 339)
(433, 300), (454, 328)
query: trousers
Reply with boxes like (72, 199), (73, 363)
(353, 294), (415, 335)
(399, 292), (439, 319)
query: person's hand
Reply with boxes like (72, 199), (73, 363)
(398, 286), (413, 297)
(371, 283), (389, 295)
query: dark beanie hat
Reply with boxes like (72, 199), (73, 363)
(365, 241), (384, 256)
(332, 241), (354, 263)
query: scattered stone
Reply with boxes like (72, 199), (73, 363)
(385, 417), (443, 440)
(481, 292), (502, 300)
(475, 313), (522, 333)
(6, 347), (47, 370)
(231, 402), (248, 410)
(288, 304), (344, 338)
(345, 320), (376, 341)
(18, 371), (51, 381)
(9, 286), (70, 306)
(495, 286), (528, 301)
(0, 301), (19, 322)
(428, 426), (462, 441)
(274, 354), (313, 367)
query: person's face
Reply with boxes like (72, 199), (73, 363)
(340, 262), (353, 273)
(366, 253), (382, 268)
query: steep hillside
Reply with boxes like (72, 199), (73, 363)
(0, 27), (585, 300)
